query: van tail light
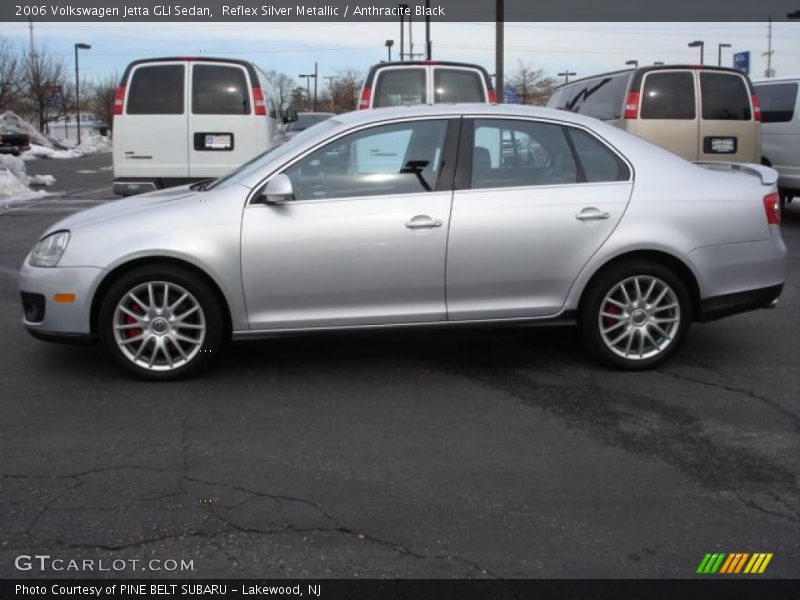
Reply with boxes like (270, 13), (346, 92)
(487, 89), (497, 103)
(763, 193), (780, 225)
(752, 93), (762, 122)
(358, 87), (371, 110)
(252, 86), (267, 116)
(113, 86), (125, 115)
(623, 91), (640, 119)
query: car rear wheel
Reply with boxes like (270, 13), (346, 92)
(579, 261), (691, 369)
(98, 266), (225, 380)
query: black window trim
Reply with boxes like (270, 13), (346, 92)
(455, 116), (634, 192)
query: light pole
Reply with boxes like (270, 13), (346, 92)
(558, 70), (576, 84)
(313, 62), (318, 111)
(385, 39), (394, 62)
(718, 43), (731, 67)
(74, 42), (91, 145)
(399, 4), (409, 60)
(688, 40), (705, 65)
(625, 60), (638, 68)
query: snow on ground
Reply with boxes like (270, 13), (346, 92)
(0, 111), (112, 160)
(71, 131), (112, 154)
(1, 111), (55, 148)
(23, 144), (83, 160)
(0, 154), (53, 207)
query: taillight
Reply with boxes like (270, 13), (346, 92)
(358, 87), (371, 110)
(487, 89), (497, 103)
(113, 86), (125, 116)
(752, 93), (762, 122)
(623, 91), (640, 119)
(252, 86), (266, 116)
(763, 193), (780, 225)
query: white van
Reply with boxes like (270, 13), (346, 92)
(113, 57), (281, 196)
(753, 77), (800, 210)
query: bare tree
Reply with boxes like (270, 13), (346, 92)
(0, 37), (20, 111)
(86, 73), (118, 132)
(21, 46), (69, 132)
(508, 61), (557, 106)
(329, 69), (363, 113)
(263, 70), (296, 114)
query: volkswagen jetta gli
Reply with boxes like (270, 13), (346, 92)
(19, 105), (787, 380)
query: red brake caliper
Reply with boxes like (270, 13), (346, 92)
(602, 303), (620, 328)
(125, 301), (144, 338)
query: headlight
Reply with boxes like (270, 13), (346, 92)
(29, 231), (70, 267)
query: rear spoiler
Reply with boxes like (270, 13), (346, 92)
(693, 161), (778, 186)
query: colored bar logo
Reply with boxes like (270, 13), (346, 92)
(696, 553), (773, 574)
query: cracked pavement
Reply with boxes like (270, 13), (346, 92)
(0, 157), (798, 578)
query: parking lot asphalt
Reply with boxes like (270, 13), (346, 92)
(1, 154), (798, 578)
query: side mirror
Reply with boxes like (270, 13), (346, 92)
(283, 109), (298, 124)
(261, 174), (294, 205)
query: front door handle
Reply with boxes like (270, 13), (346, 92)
(575, 207), (611, 221)
(405, 215), (443, 230)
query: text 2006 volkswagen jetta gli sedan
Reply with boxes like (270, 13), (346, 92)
(19, 104), (787, 380)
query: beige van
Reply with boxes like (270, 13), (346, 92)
(547, 65), (761, 163)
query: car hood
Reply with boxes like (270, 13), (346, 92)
(41, 185), (200, 237)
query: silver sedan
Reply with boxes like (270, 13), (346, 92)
(19, 104), (787, 380)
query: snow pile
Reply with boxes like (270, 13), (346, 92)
(73, 131), (112, 154)
(1, 111), (58, 148)
(23, 144), (82, 160)
(0, 154), (53, 207)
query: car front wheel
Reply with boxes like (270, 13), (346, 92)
(579, 261), (691, 369)
(98, 266), (225, 380)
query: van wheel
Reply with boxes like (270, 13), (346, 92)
(98, 265), (225, 380)
(579, 261), (691, 369)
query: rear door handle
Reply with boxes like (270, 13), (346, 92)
(405, 215), (443, 230)
(575, 207), (610, 221)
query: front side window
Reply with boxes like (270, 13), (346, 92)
(471, 119), (578, 189)
(641, 72), (695, 120)
(755, 82), (798, 123)
(373, 69), (426, 108)
(700, 72), (751, 120)
(434, 69), (485, 103)
(192, 64), (250, 115)
(284, 120), (448, 201)
(127, 65), (184, 115)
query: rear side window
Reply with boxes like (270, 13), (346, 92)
(756, 82), (798, 123)
(641, 72), (695, 119)
(126, 65), (184, 115)
(700, 73), (751, 120)
(561, 74), (631, 120)
(567, 128), (630, 182)
(433, 69), (485, 103)
(192, 64), (250, 115)
(373, 69), (426, 108)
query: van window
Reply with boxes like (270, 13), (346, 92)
(756, 82), (798, 123)
(192, 64), (250, 115)
(641, 72), (695, 120)
(561, 74), (631, 120)
(373, 69), (426, 108)
(127, 65), (184, 115)
(567, 128), (630, 182)
(700, 73), (751, 120)
(433, 69), (484, 103)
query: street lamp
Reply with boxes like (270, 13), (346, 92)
(557, 70), (576, 84)
(625, 60), (638, 68)
(385, 39), (394, 62)
(74, 42), (91, 145)
(718, 43), (732, 67)
(398, 4), (409, 60)
(688, 40), (705, 65)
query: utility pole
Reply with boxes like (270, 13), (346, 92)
(495, 0), (504, 102)
(313, 62), (318, 111)
(763, 16), (775, 78)
(558, 70), (576, 83)
(323, 75), (335, 112)
(399, 5), (408, 61)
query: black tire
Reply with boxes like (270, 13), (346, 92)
(579, 260), (692, 370)
(98, 265), (226, 380)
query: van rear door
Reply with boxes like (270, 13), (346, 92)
(119, 62), (188, 178)
(188, 62), (260, 178)
(431, 66), (487, 103)
(372, 67), (427, 108)
(698, 71), (760, 163)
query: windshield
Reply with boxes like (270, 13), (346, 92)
(207, 119), (341, 190)
(288, 114), (333, 131)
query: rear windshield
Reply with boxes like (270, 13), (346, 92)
(433, 69), (485, 103)
(127, 65), (184, 115)
(555, 74), (631, 120)
(641, 72), (695, 120)
(700, 72), (752, 120)
(373, 69), (426, 108)
(755, 82), (798, 123)
(192, 64), (250, 115)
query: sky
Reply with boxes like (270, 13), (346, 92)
(0, 21), (798, 89)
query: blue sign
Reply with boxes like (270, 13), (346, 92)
(733, 51), (750, 75)
(503, 84), (519, 104)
